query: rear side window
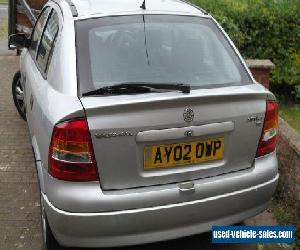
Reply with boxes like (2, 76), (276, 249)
(29, 7), (51, 54)
(36, 10), (59, 73)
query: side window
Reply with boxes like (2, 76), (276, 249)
(29, 7), (51, 54)
(36, 11), (59, 74)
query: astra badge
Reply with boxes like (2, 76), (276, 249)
(183, 108), (194, 123)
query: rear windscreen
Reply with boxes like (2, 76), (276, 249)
(76, 15), (252, 95)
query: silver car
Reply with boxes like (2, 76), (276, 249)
(9, 0), (279, 249)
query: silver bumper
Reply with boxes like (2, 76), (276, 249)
(43, 155), (278, 247)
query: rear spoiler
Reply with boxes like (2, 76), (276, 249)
(8, 0), (46, 45)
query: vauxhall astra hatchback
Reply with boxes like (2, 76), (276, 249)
(9, 0), (279, 249)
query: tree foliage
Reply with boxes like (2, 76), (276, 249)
(189, 0), (300, 86)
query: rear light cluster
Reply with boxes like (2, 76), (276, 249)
(48, 118), (99, 181)
(256, 100), (278, 157)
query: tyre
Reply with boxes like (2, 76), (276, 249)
(40, 197), (66, 250)
(12, 71), (26, 121)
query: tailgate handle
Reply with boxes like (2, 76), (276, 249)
(136, 121), (234, 142)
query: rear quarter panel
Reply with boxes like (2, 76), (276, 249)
(22, 2), (83, 194)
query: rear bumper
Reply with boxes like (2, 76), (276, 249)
(43, 171), (278, 247)
(43, 176), (277, 247)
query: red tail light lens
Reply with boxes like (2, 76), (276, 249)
(48, 118), (99, 181)
(256, 100), (278, 157)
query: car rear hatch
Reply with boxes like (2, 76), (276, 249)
(80, 84), (268, 190)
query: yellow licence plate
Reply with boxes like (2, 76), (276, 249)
(144, 137), (224, 170)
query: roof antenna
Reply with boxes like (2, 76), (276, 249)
(140, 0), (146, 10)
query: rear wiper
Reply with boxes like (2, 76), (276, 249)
(82, 83), (190, 96)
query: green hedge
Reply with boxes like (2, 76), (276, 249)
(189, 0), (300, 87)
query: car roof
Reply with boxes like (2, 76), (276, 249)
(68, 0), (206, 18)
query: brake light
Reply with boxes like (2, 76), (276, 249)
(256, 100), (278, 157)
(48, 118), (99, 181)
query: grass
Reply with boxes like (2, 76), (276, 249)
(257, 244), (294, 250)
(0, 0), (8, 4)
(271, 200), (299, 249)
(279, 102), (300, 133)
(270, 176), (299, 249)
(0, 17), (7, 41)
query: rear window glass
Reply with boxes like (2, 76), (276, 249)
(76, 15), (252, 95)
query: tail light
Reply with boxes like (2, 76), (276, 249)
(256, 100), (278, 157)
(48, 118), (99, 181)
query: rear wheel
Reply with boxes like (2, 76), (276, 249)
(40, 197), (66, 250)
(12, 71), (26, 121)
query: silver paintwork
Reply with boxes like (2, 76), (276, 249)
(17, 0), (279, 247)
(83, 86), (268, 190)
(42, 151), (278, 247)
(71, 0), (206, 18)
(42, 151), (278, 213)
(136, 121), (234, 142)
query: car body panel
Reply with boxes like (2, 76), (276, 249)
(81, 84), (268, 190)
(43, 172), (278, 247)
(44, 151), (277, 213)
(71, 0), (205, 18)
(20, 1), (83, 169)
(22, 50), (84, 168)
